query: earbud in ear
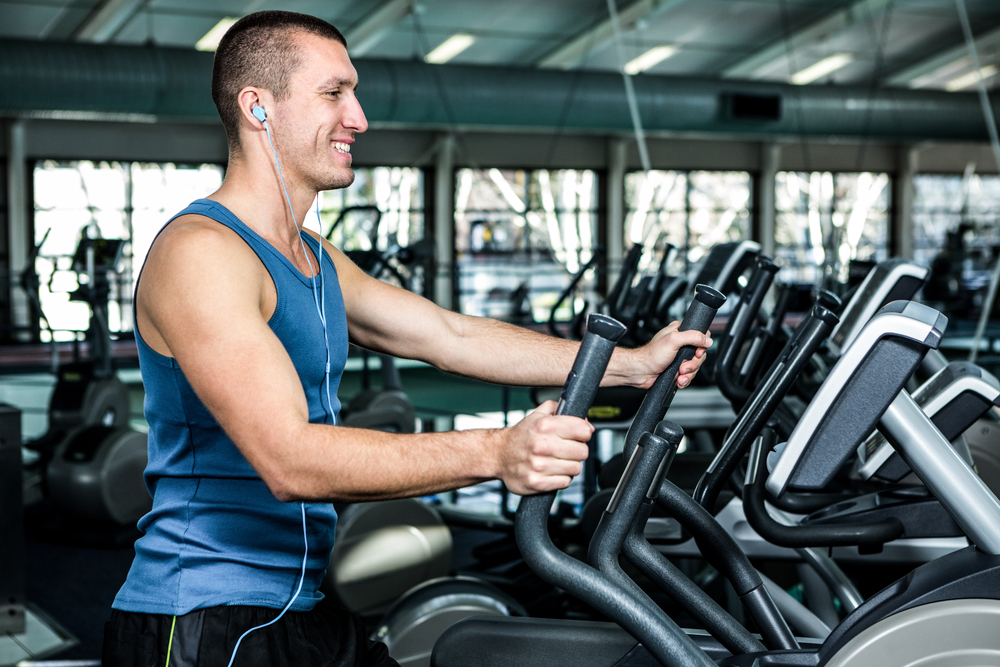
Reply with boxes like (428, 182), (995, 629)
(252, 106), (267, 122)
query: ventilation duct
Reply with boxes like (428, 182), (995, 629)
(0, 38), (996, 141)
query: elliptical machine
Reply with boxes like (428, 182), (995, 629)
(23, 233), (150, 532)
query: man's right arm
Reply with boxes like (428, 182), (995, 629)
(137, 218), (592, 502)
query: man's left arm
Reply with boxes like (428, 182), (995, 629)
(328, 242), (712, 389)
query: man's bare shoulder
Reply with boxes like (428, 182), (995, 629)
(145, 213), (262, 280)
(140, 212), (269, 317)
(137, 213), (272, 356)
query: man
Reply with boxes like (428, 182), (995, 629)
(103, 10), (712, 667)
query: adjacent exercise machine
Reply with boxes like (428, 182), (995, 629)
(24, 234), (151, 530)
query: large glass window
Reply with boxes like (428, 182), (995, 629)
(913, 174), (1000, 316)
(913, 174), (1000, 267)
(624, 171), (752, 277)
(32, 160), (224, 339)
(454, 168), (599, 321)
(316, 167), (427, 294)
(775, 172), (890, 286)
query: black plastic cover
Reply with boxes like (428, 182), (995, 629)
(786, 336), (927, 490)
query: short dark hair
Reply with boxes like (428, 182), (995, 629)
(211, 11), (347, 158)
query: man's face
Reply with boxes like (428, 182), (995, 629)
(273, 32), (368, 192)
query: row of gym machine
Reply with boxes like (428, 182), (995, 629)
(6, 226), (1000, 666)
(359, 241), (1000, 666)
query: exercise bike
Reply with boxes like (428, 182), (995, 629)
(23, 233), (150, 535)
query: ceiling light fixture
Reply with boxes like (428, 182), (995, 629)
(425, 34), (475, 64)
(623, 45), (678, 75)
(790, 53), (853, 85)
(195, 17), (238, 52)
(944, 65), (999, 91)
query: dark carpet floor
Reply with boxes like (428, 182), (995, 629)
(23, 517), (138, 661)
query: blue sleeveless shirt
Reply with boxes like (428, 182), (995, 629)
(113, 199), (349, 615)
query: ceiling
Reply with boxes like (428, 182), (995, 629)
(3, 0), (1000, 93)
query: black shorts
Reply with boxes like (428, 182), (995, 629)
(102, 598), (399, 667)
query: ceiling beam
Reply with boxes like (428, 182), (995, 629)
(537, 0), (688, 70)
(73, 0), (147, 43)
(722, 0), (894, 80)
(884, 25), (1000, 88)
(344, 0), (413, 57)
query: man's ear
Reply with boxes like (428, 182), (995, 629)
(238, 87), (268, 127)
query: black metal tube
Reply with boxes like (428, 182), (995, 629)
(742, 282), (796, 388)
(742, 429), (905, 548)
(655, 479), (798, 651)
(693, 304), (838, 515)
(715, 257), (779, 409)
(739, 586), (798, 650)
(515, 494), (717, 667)
(547, 249), (603, 339)
(623, 501), (766, 656)
(589, 426), (680, 619)
(516, 314), (715, 667)
(607, 245), (644, 324)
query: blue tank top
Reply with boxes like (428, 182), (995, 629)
(113, 199), (349, 615)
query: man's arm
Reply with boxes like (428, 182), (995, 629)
(139, 220), (592, 502)
(326, 238), (712, 390)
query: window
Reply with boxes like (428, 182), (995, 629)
(775, 171), (890, 286)
(316, 167), (427, 294)
(913, 174), (1000, 268)
(624, 171), (752, 277)
(32, 160), (224, 339)
(913, 174), (1000, 314)
(454, 168), (599, 321)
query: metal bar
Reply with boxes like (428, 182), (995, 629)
(606, 0), (651, 172)
(879, 391), (1000, 555)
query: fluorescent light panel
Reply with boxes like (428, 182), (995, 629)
(425, 34), (475, 64)
(945, 65), (999, 92)
(790, 53), (853, 85)
(196, 17), (238, 52)
(623, 46), (677, 75)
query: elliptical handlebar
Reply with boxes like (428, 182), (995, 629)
(715, 256), (779, 409)
(622, 284), (726, 461)
(546, 248), (604, 340)
(607, 244), (644, 323)
(693, 302), (839, 515)
(514, 313), (716, 667)
(744, 428), (905, 548)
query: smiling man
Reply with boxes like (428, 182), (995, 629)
(102, 10), (711, 667)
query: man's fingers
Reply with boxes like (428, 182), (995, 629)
(537, 413), (594, 441)
(528, 454), (584, 478)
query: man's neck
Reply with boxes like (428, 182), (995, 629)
(210, 156), (316, 249)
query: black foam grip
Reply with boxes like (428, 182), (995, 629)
(556, 314), (626, 418)
(517, 312), (715, 667)
(622, 285), (725, 459)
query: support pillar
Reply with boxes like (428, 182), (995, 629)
(607, 138), (627, 284)
(434, 133), (456, 310)
(7, 120), (29, 340)
(754, 143), (780, 258)
(892, 145), (918, 260)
